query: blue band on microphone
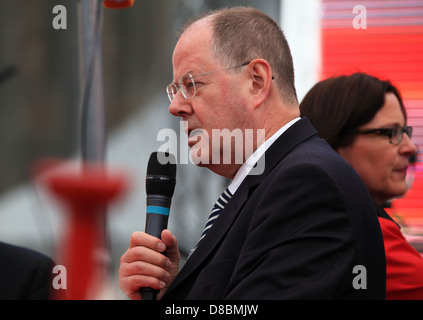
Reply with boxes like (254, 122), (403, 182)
(146, 206), (170, 216)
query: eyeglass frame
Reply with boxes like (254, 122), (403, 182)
(166, 61), (274, 102)
(166, 61), (251, 102)
(348, 125), (413, 145)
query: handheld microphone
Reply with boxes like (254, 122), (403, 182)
(141, 151), (177, 300)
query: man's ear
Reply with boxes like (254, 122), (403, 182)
(248, 59), (273, 108)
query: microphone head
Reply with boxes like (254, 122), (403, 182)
(146, 152), (176, 197)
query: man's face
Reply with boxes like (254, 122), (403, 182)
(168, 19), (251, 177)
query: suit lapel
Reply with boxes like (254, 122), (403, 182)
(164, 118), (317, 297)
(247, 117), (317, 187)
(166, 179), (250, 294)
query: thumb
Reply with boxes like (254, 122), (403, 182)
(161, 229), (180, 263)
(157, 229), (180, 299)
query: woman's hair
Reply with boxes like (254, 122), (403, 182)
(300, 72), (406, 149)
(180, 6), (298, 106)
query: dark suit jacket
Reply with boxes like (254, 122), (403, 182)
(163, 118), (386, 300)
(0, 242), (54, 299)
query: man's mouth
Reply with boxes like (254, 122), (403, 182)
(187, 128), (204, 147)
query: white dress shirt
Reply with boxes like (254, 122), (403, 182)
(228, 117), (301, 195)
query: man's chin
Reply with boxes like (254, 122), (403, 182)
(188, 143), (210, 165)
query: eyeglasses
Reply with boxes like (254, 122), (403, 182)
(349, 125), (413, 145)
(166, 61), (251, 102)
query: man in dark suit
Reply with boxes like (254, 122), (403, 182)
(0, 241), (54, 299)
(0, 67), (55, 300)
(119, 7), (386, 299)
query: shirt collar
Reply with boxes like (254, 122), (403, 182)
(228, 117), (301, 194)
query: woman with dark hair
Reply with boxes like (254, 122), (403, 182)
(300, 72), (423, 299)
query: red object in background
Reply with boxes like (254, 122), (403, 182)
(35, 160), (127, 300)
(103, 0), (134, 9)
(320, 1), (423, 229)
(321, 26), (423, 99)
(378, 216), (423, 299)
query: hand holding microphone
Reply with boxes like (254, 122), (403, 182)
(118, 152), (181, 300)
(141, 152), (177, 300)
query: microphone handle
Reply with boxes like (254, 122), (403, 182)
(145, 194), (171, 238)
(141, 194), (171, 300)
(140, 287), (157, 300)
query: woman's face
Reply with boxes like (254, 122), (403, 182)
(337, 93), (417, 205)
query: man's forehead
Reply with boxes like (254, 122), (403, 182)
(172, 19), (215, 74)
(184, 15), (214, 36)
(175, 19), (213, 54)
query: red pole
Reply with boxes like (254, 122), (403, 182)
(36, 161), (127, 299)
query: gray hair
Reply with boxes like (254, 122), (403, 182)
(180, 7), (298, 106)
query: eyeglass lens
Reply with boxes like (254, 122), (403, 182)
(181, 74), (196, 99)
(166, 74), (196, 102)
(391, 126), (412, 144)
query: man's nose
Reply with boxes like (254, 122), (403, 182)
(168, 93), (193, 117)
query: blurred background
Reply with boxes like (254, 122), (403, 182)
(0, 0), (421, 298)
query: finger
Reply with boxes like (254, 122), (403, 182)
(121, 246), (171, 269)
(119, 274), (167, 300)
(161, 229), (177, 248)
(129, 231), (166, 252)
(119, 260), (171, 282)
(161, 230), (180, 262)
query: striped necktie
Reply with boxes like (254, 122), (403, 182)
(188, 188), (233, 258)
